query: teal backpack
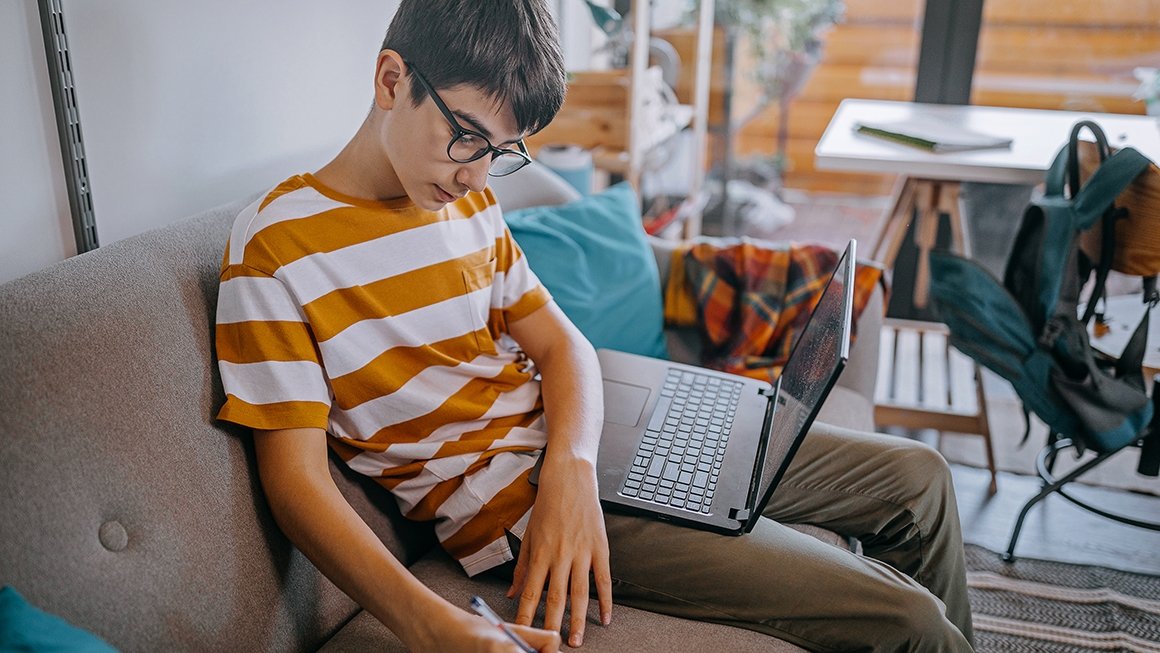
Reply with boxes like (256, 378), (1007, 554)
(929, 121), (1157, 463)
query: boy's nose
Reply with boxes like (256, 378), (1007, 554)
(456, 156), (490, 193)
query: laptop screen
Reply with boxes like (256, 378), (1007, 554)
(749, 241), (855, 524)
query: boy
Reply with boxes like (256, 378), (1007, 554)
(215, 1), (975, 651)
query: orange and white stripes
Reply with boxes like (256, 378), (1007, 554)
(215, 174), (551, 575)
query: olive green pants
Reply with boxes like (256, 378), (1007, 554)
(603, 423), (974, 652)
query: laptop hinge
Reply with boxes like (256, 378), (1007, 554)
(740, 377), (780, 530)
(728, 508), (751, 521)
(757, 384), (777, 398)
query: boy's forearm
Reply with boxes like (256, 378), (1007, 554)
(533, 334), (603, 468)
(254, 431), (457, 650)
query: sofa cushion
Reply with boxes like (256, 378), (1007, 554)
(318, 551), (808, 653)
(505, 183), (669, 359)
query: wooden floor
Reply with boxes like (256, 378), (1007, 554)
(950, 463), (1160, 576)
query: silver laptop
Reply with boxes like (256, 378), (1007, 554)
(594, 239), (856, 535)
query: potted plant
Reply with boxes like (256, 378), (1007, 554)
(715, 0), (844, 102)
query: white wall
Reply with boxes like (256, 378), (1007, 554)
(0, 0), (600, 285)
(556, 0), (596, 71)
(0, 0), (398, 284)
(1, 1), (77, 284)
(63, 0), (398, 246)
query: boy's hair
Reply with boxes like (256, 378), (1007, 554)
(382, 0), (566, 136)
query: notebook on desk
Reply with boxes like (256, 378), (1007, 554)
(855, 116), (1013, 153)
(591, 240), (856, 535)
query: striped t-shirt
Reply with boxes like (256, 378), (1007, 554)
(215, 173), (552, 575)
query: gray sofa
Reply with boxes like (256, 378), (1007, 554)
(0, 165), (882, 652)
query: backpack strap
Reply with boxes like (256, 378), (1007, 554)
(1045, 120), (1112, 199)
(1044, 144), (1070, 199)
(1114, 297), (1154, 387)
(1070, 136), (1150, 323)
(1018, 404), (1032, 447)
(1080, 205), (1129, 325)
(1066, 120), (1111, 199)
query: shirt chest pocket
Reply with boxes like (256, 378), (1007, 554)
(461, 259), (498, 355)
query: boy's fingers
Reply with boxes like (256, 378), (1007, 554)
(516, 563), (548, 627)
(507, 549), (529, 599)
(508, 624), (562, 653)
(594, 557), (613, 627)
(568, 561), (590, 647)
(541, 563), (570, 635)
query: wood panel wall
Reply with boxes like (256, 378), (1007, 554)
(725, 0), (1158, 196)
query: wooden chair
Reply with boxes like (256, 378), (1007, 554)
(871, 177), (999, 494)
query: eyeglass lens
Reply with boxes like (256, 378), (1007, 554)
(449, 133), (526, 176)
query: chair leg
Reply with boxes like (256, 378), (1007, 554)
(973, 365), (998, 495)
(1002, 445), (1112, 562)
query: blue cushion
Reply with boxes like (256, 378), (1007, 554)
(0, 586), (117, 652)
(505, 183), (668, 359)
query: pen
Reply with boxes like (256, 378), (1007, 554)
(470, 595), (538, 653)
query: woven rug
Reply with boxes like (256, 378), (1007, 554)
(966, 544), (1160, 652)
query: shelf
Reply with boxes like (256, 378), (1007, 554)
(557, 103), (694, 175)
(526, 0), (714, 237)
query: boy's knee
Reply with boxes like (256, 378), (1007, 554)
(878, 587), (968, 652)
(891, 440), (954, 497)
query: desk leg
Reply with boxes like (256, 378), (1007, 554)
(913, 182), (940, 310)
(941, 182), (966, 256)
(907, 180), (964, 310)
(871, 177), (918, 268)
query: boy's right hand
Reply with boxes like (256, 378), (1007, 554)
(486, 622), (562, 653)
(422, 608), (561, 653)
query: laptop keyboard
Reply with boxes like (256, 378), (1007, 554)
(619, 369), (741, 513)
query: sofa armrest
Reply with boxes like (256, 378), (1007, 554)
(649, 235), (882, 407)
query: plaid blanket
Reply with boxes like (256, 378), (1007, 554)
(664, 241), (886, 384)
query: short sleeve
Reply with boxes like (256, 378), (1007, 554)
(215, 264), (332, 430)
(494, 222), (551, 322)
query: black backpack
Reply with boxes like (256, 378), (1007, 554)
(929, 121), (1158, 473)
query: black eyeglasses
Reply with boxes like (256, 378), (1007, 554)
(407, 62), (531, 177)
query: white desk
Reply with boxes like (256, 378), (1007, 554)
(816, 99), (1160, 185)
(817, 101), (1160, 494)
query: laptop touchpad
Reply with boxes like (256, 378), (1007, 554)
(603, 380), (650, 427)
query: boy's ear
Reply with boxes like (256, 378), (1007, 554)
(374, 49), (406, 111)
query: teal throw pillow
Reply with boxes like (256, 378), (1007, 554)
(505, 182), (668, 359)
(0, 586), (118, 652)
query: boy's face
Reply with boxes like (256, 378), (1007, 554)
(375, 51), (525, 211)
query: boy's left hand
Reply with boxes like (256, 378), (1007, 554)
(507, 455), (612, 648)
